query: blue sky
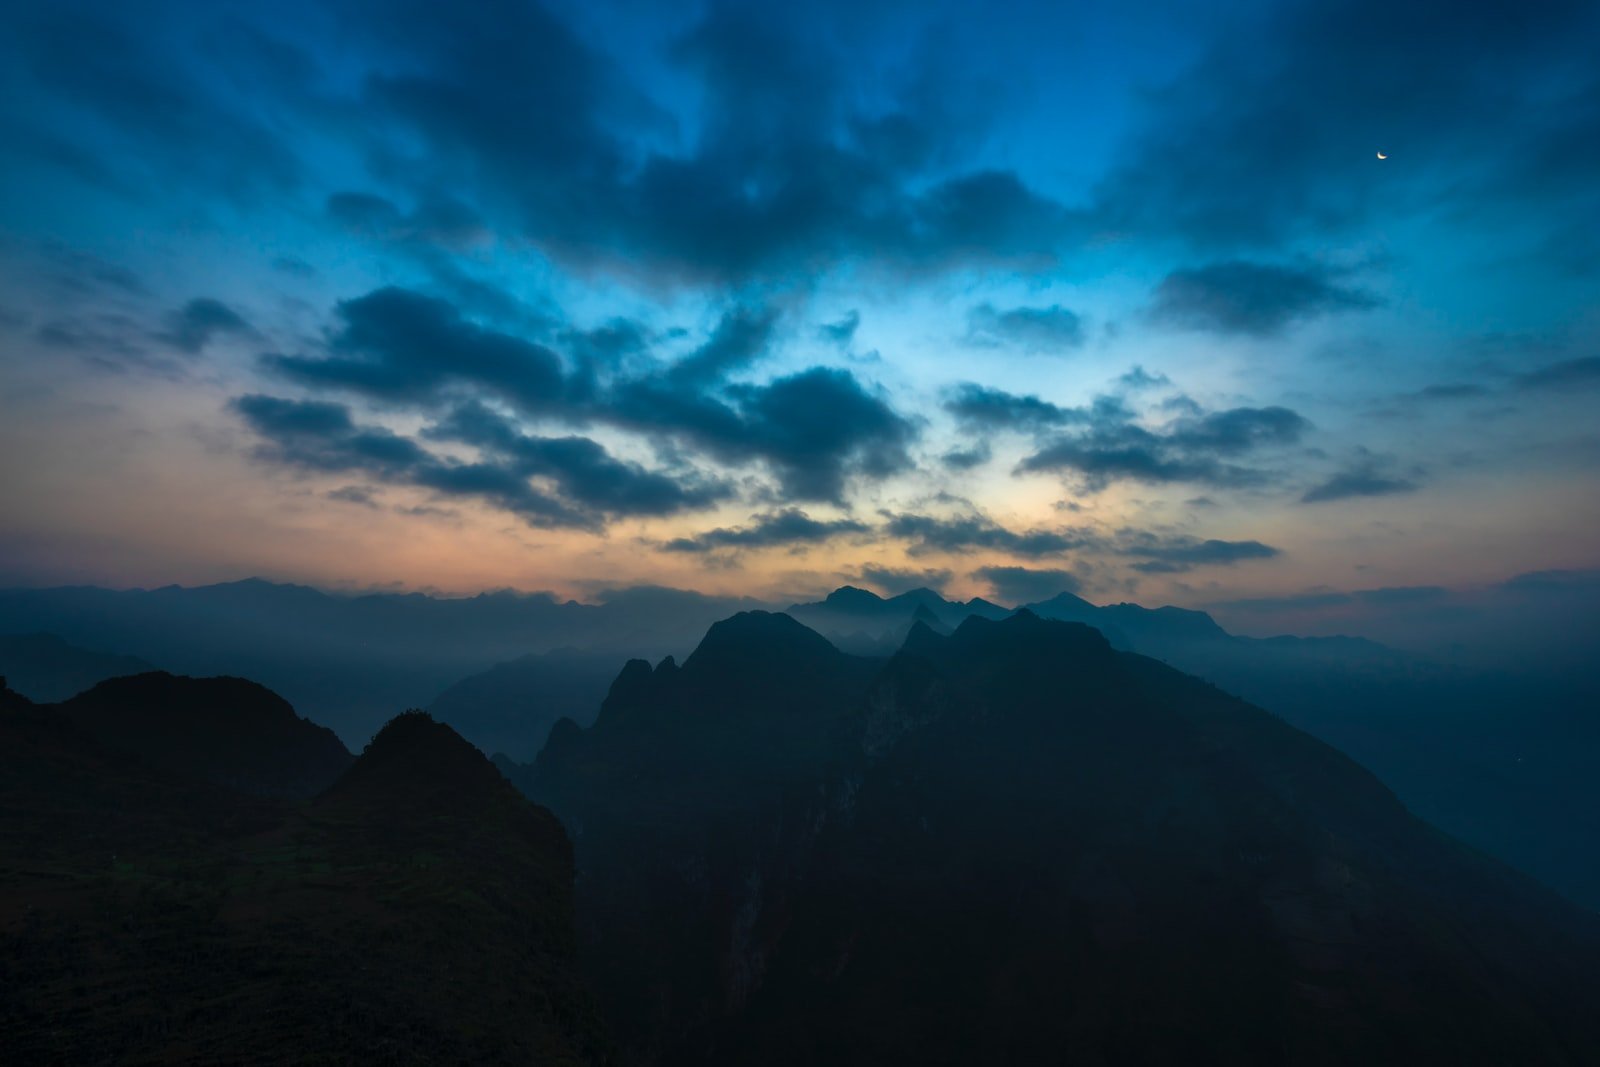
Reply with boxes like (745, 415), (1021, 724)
(1, 0), (1597, 634)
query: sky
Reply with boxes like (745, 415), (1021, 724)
(1, 0), (1597, 634)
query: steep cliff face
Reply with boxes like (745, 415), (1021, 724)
(522, 611), (1600, 1066)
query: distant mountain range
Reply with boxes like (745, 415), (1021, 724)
(0, 632), (156, 703)
(0, 676), (608, 1064)
(426, 648), (626, 762)
(0, 579), (760, 742)
(508, 609), (1600, 1064)
(4, 577), (1597, 907)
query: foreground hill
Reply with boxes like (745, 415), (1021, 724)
(517, 611), (1600, 1065)
(0, 686), (610, 1064)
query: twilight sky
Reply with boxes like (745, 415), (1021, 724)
(1, 0), (1597, 631)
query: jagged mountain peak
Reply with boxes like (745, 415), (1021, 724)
(320, 710), (517, 813)
(685, 610), (839, 670)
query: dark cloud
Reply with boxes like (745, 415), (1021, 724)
(943, 383), (1093, 432)
(326, 191), (488, 249)
(1301, 455), (1421, 503)
(264, 287), (567, 412)
(1021, 404), (1309, 490)
(262, 286), (911, 504)
(4, 4), (302, 200)
(819, 310), (860, 347)
(1414, 382), (1492, 401)
(1151, 261), (1378, 336)
(940, 441), (992, 471)
(158, 298), (250, 353)
(426, 402), (731, 517)
(661, 509), (869, 554)
(1094, 0), (1600, 252)
(327, 485), (379, 507)
(612, 364), (915, 502)
(1124, 537), (1281, 574)
(271, 256), (315, 278)
(1513, 356), (1600, 391)
(966, 302), (1084, 352)
(336, 1), (1077, 283)
(1168, 406), (1310, 455)
(972, 565), (1083, 605)
(1117, 366), (1171, 391)
(883, 513), (1087, 559)
(232, 394), (706, 529)
(666, 306), (779, 387)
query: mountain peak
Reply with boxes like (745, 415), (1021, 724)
(56, 671), (351, 798)
(686, 611), (839, 670)
(321, 711), (516, 814)
(821, 585), (884, 609)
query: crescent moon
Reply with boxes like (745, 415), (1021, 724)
(1376, 152), (1388, 159)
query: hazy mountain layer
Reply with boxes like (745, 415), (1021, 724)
(0, 632), (155, 703)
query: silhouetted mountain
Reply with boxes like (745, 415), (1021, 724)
(516, 611), (1600, 1065)
(0, 701), (610, 1064)
(427, 648), (628, 761)
(0, 632), (156, 702)
(52, 671), (353, 799)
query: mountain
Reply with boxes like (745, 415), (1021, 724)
(797, 584), (1600, 908)
(0, 631), (156, 702)
(427, 648), (630, 761)
(0, 690), (611, 1064)
(514, 611), (1600, 1065)
(52, 671), (354, 799)
(1024, 596), (1600, 908)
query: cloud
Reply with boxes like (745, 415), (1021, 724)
(231, 393), (721, 528)
(3, 5), (303, 201)
(426, 402), (732, 517)
(819, 310), (860, 347)
(665, 306), (779, 387)
(1021, 404), (1310, 490)
(972, 565), (1082, 605)
(265, 287), (568, 412)
(942, 383), (1094, 432)
(883, 512), (1088, 558)
(1116, 366), (1171, 391)
(1414, 382), (1492, 401)
(1092, 0), (1600, 253)
(940, 441), (992, 471)
(158, 298), (251, 353)
(336, 1), (1078, 284)
(966, 302), (1084, 352)
(661, 509), (869, 553)
(1301, 454), (1420, 503)
(611, 364), (915, 502)
(327, 485), (379, 507)
(326, 191), (488, 249)
(1513, 356), (1600, 390)
(1150, 261), (1378, 336)
(1124, 537), (1281, 574)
